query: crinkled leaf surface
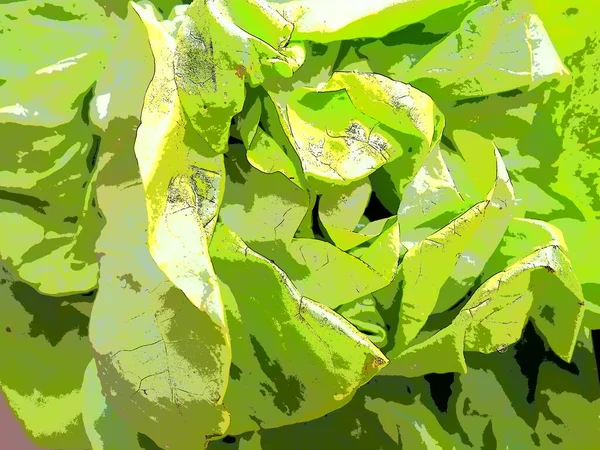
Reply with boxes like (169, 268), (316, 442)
(390, 148), (515, 351)
(90, 5), (231, 449)
(386, 244), (585, 377)
(209, 224), (388, 435)
(173, 0), (301, 152)
(277, 72), (441, 187)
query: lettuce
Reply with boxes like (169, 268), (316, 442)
(1, 0), (599, 449)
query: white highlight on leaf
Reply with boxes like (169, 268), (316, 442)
(35, 53), (88, 75)
(96, 93), (111, 120)
(0, 103), (28, 116)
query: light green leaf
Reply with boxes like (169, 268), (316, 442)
(209, 224), (388, 435)
(276, 238), (391, 309)
(277, 72), (442, 187)
(336, 296), (388, 348)
(386, 244), (585, 377)
(397, 145), (465, 248)
(0, 265), (93, 449)
(218, 143), (400, 308)
(89, 6), (232, 448)
(402, 0), (570, 98)
(173, 0), (301, 153)
(246, 128), (306, 189)
(391, 147), (515, 350)
(232, 89), (262, 149)
(364, 394), (463, 449)
(318, 178), (384, 251)
(454, 364), (536, 449)
(219, 144), (308, 245)
(82, 359), (144, 450)
(534, 327), (600, 449)
(480, 216), (568, 281)
(267, 0), (480, 43)
(0, 0), (113, 296)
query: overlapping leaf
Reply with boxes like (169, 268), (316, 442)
(209, 224), (388, 435)
(174, 0), (302, 153)
(0, 0), (112, 296)
(89, 5), (231, 448)
(266, 0), (481, 43)
(2, 0), (599, 449)
(386, 244), (585, 377)
(82, 360), (145, 450)
(389, 147), (515, 352)
(271, 72), (443, 187)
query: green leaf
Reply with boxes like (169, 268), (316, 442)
(318, 178), (388, 251)
(364, 394), (463, 449)
(397, 145), (465, 248)
(219, 144), (401, 309)
(267, 0), (481, 43)
(232, 89), (262, 149)
(0, 266), (93, 449)
(219, 144), (308, 245)
(173, 0), (301, 153)
(82, 359), (144, 450)
(390, 147), (515, 350)
(453, 362), (537, 449)
(533, 327), (600, 448)
(336, 296), (388, 348)
(385, 244), (585, 377)
(246, 128), (306, 190)
(480, 216), (568, 281)
(89, 6), (232, 448)
(402, 0), (570, 98)
(275, 72), (442, 187)
(209, 224), (388, 435)
(0, 0), (113, 295)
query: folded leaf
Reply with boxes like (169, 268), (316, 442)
(233, 89), (262, 149)
(336, 295), (388, 348)
(454, 363), (537, 449)
(174, 0), (301, 153)
(403, 0), (570, 99)
(0, 0), (112, 295)
(397, 145), (465, 248)
(246, 128), (306, 190)
(277, 72), (442, 187)
(89, 6), (232, 448)
(386, 244), (585, 377)
(391, 147), (515, 350)
(364, 394), (464, 449)
(220, 144), (308, 245)
(318, 178), (386, 250)
(219, 144), (400, 308)
(210, 224), (388, 435)
(534, 327), (600, 448)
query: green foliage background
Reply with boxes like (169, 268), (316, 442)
(0, 0), (599, 449)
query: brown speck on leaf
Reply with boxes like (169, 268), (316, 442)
(235, 65), (246, 79)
